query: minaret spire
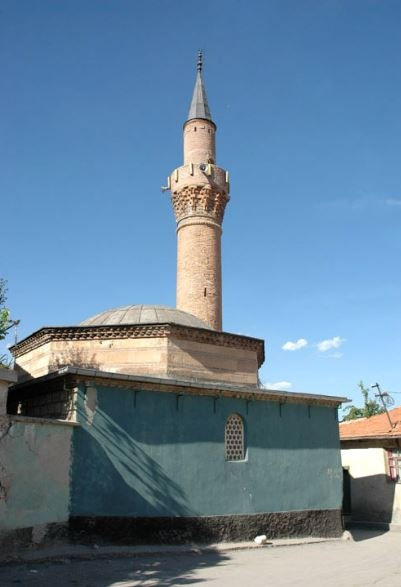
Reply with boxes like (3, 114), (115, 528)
(187, 49), (212, 123)
(167, 53), (230, 331)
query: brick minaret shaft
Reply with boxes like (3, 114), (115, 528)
(168, 52), (230, 330)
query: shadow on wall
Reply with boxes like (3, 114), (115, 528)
(71, 401), (193, 524)
(13, 364), (36, 383)
(49, 348), (99, 371)
(350, 474), (397, 525)
(13, 348), (99, 384)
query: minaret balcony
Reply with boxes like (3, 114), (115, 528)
(170, 164), (229, 195)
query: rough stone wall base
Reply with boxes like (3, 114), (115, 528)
(0, 510), (343, 555)
(0, 523), (69, 557)
(69, 509), (343, 545)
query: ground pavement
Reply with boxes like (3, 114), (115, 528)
(0, 529), (400, 586)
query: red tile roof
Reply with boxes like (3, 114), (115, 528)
(339, 407), (401, 439)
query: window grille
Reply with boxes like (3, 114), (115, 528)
(225, 414), (245, 461)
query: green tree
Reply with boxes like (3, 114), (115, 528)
(0, 278), (13, 367)
(342, 380), (385, 421)
(0, 278), (10, 341)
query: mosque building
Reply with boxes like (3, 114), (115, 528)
(2, 53), (345, 544)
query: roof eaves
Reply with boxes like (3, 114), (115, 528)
(11, 366), (347, 406)
(341, 432), (401, 441)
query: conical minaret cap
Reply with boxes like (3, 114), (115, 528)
(187, 50), (213, 122)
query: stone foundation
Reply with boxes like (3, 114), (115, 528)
(69, 510), (343, 544)
(0, 523), (69, 557)
(0, 511), (343, 555)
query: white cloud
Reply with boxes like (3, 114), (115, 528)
(316, 336), (345, 352)
(322, 196), (401, 212)
(324, 352), (343, 359)
(282, 338), (308, 351)
(322, 196), (376, 211)
(385, 198), (401, 207)
(263, 381), (293, 391)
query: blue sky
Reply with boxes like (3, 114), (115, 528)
(1, 0), (400, 410)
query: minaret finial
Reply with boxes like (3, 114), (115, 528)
(197, 49), (202, 73)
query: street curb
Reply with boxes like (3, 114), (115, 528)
(0, 537), (342, 567)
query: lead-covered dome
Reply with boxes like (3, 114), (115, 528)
(80, 304), (212, 330)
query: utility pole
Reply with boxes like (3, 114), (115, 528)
(371, 382), (394, 429)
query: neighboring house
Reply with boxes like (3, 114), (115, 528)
(339, 407), (401, 526)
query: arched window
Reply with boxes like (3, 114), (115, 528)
(225, 414), (245, 461)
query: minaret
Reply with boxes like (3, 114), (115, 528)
(168, 51), (230, 330)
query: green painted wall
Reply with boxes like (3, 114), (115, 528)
(71, 384), (342, 517)
(0, 418), (72, 531)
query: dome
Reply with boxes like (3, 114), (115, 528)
(79, 304), (213, 330)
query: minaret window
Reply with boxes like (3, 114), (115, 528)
(225, 414), (245, 461)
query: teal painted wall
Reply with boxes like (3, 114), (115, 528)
(0, 418), (72, 531)
(71, 384), (342, 517)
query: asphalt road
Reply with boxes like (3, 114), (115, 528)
(1, 529), (400, 586)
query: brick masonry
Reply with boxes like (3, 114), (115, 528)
(170, 118), (230, 330)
